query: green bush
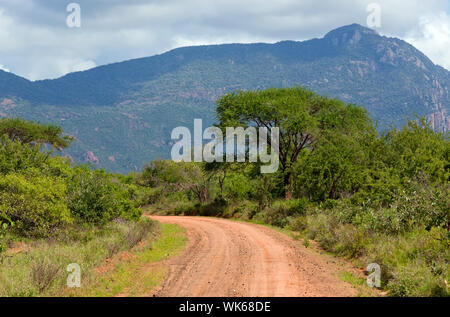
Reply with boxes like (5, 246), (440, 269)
(387, 259), (449, 297)
(260, 206), (289, 228)
(286, 216), (307, 231)
(272, 198), (309, 216)
(0, 120), (148, 247)
(249, 199), (310, 228)
(229, 200), (258, 219)
(0, 221), (12, 253)
(133, 186), (164, 206)
(67, 167), (141, 225)
(198, 198), (228, 217)
(0, 135), (49, 174)
(168, 200), (195, 216)
(0, 172), (72, 237)
(302, 209), (450, 296)
(223, 173), (254, 200)
(305, 213), (340, 250)
(333, 224), (368, 258)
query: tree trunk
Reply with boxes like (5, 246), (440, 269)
(284, 171), (293, 200)
(218, 170), (226, 198)
(328, 172), (344, 200)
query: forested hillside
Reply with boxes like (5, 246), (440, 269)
(0, 24), (448, 172)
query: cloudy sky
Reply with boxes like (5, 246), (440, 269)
(0, 0), (449, 80)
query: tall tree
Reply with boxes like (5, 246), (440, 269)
(0, 118), (73, 150)
(216, 86), (374, 198)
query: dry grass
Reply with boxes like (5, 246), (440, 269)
(0, 218), (156, 296)
(30, 258), (61, 293)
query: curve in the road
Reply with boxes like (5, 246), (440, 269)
(151, 216), (359, 297)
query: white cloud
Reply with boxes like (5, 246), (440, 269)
(0, 64), (10, 72)
(0, 9), (14, 51)
(71, 60), (96, 73)
(25, 57), (97, 81)
(405, 11), (450, 69)
(0, 0), (448, 80)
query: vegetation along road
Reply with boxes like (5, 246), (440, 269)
(151, 216), (362, 297)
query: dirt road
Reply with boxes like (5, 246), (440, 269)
(150, 216), (360, 297)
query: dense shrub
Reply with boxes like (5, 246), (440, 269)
(382, 118), (449, 184)
(168, 201), (196, 216)
(285, 216), (308, 231)
(0, 172), (72, 237)
(67, 167), (141, 225)
(0, 135), (50, 174)
(226, 200), (258, 219)
(323, 181), (449, 235)
(272, 198), (309, 216)
(0, 221), (12, 253)
(223, 173), (254, 200)
(131, 186), (163, 206)
(301, 211), (449, 296)
(251, 198), (309, 227)
(67, 168), (118, 224)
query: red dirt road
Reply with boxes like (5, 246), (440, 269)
(151, 216), (359, 297)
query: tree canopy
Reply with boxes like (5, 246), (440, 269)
(216, 86), (375, 198)
(0, 118), (73, 150)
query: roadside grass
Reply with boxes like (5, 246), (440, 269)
(337, 271), (381, 297)
(0, 218), (156, 297)
(68, 222), (187, 297)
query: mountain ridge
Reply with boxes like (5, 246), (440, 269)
(0, 23), (448, 172)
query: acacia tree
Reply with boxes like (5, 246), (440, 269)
(216, 86), (374, 199)
(0, 118), (73, 150)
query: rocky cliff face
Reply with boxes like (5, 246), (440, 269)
(0, 24), (448, 172)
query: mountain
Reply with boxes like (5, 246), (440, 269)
(0, 23), (449, 172)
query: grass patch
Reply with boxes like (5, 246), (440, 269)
(69, 222), (187, 297)
(0, 218), (156, 297)
(337, 271), (378, 297)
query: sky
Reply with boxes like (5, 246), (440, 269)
(0, 0), (449, 80)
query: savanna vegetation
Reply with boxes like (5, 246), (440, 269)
(1, 86), (448, 297)
(0, 118), (156, 296)
(140, 87), (449, 297)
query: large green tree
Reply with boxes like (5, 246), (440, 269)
(381, 117), (449, 184)
(0, 118), (73, 150)
(216, 86), (375, 198)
